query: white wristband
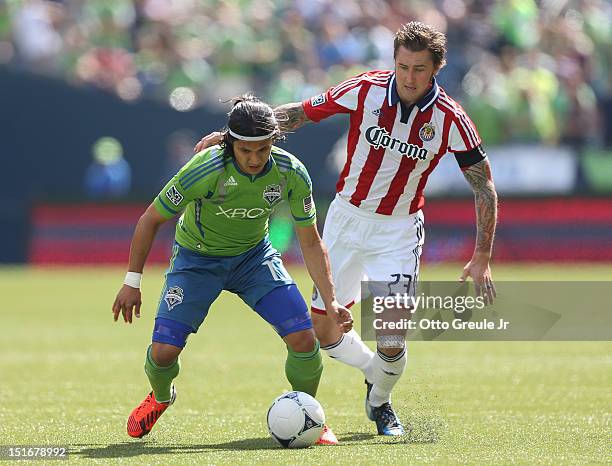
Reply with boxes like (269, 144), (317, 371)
(124, 272), (142, 289)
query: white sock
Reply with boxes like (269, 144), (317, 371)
(368, 347), (407, 407)
(322, 329), (374, 381)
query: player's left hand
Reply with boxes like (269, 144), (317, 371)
(326, 302), (353, 333)
(460, 252), (496, 305)
(194, 131), (223, 153)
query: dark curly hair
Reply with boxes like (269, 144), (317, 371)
(220, 94), (284, 157)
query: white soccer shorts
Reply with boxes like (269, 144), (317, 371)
(311, 195), (425, 314)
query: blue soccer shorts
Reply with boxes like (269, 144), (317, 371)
(152, 239), (313, 347)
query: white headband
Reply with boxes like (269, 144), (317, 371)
(228, 129), (276, 141)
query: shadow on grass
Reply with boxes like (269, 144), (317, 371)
(340, 414), (446, 445)
(71, 437), (278, 459)
(339, 432), (377, 442)
(71, 416), (445, 458)
(340, 429), (440, 445)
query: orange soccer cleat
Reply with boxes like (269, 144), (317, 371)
(315, 424), (339, 445)
(127, 387), (176, 438)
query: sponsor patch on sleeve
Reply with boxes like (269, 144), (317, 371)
(303, 194), (313, 213)
(165, 185), (184, 206)
(310, 94), (326, 107)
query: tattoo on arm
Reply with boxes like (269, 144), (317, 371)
(274, 102), (311, 132)
(462, 159), (498, 255)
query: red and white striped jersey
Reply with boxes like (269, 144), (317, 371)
(302, 70), (484, 215)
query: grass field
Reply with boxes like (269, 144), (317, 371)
(0, 264), (610, 465)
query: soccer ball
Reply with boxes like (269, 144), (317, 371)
(266, 391), (325, 448)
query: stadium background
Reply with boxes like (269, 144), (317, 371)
(1, 0), (611, 266)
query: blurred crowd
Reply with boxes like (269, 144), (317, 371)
(2, 0), (611, 147)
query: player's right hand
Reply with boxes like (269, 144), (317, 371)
(194, 131), (224, 153)
(337, 307), (353, 333)
(112, 285), (142, 324)
(326, 302), (353, 333)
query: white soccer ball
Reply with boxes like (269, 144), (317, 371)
(266, 391), (325, 448)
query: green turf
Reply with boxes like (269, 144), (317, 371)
(0, 265), (610, 464)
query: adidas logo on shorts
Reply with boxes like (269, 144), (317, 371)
(224, 176), (238, 187)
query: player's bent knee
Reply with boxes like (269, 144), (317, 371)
(284, 328), (317, 353)
(151, 317), (192, 365)
(150, 342), (182, 366)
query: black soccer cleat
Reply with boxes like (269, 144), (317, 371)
(364, 379), (405, 436)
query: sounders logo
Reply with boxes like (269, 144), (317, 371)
(365, 126), (428, 161)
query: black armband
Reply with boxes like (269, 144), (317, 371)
(454, 145), (486, 168)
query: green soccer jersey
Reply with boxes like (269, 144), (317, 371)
(153, 145), (316, 256)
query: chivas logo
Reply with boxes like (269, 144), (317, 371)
(364, 126), (428, 161)
(419, 122), (436, 142)
(263, 184), (282, 205)
(164, 286), (184, 310)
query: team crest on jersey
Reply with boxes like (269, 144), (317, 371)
(165, 185), (184, 206)
(263, 184), (282, 206)
(164, 286), (184, 310)
(311, 94), (326, 107)
(419, 122), (436, 142)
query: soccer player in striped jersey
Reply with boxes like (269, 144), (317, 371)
(195, 22), (498, 436)
(112, 95), (351, 444)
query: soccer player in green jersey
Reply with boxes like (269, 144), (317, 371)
(112, 95), (352, 444)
